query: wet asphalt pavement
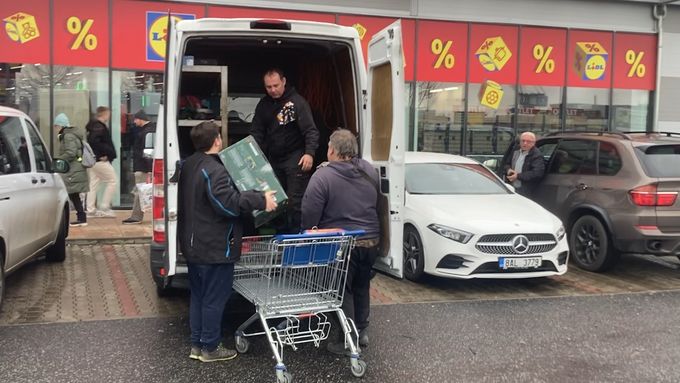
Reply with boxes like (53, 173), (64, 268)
(2, 291), (680, 383)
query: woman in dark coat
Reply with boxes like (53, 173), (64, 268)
(54, 113), (90, 226)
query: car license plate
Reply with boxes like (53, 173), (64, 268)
(498, 257), (542, 270)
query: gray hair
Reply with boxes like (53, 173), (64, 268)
(329, 129), (358, 159)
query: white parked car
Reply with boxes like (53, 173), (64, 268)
(0, 106), (70, 310)
(402, 152), (569, 280)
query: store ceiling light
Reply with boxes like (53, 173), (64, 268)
(10, 65), (24, 70)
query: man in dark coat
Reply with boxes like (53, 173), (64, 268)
(123, 109), (156, 224)
(85, 106), (118, 217)
(503, 131), (545, 199)
(178, 121), (277, 362)
(251, 68), (319, 233)
(301, 129), (380, 354)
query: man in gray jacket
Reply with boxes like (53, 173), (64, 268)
(301, 129), (380, 353)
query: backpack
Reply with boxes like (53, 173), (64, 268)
(80, 139), (96, 168)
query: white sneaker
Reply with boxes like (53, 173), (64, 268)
(86, 210), (99, 218)
(97, 209), (116, 218)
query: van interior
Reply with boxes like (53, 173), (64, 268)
(177, 36), (359, 165)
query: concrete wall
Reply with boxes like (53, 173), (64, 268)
(658, 5), (680, 132)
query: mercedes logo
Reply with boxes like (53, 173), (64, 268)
(512, 235), (530, 254)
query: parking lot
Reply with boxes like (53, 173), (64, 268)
(2, 242), (680, 326)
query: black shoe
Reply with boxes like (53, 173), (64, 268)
(326, 341), (351, 357)
(122, 217), (142, 225)
(69, 220), (87, 227)
(359, 329), (369, 348)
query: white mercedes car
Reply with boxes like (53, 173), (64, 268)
(402, 152), (569, 280)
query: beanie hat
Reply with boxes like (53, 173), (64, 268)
(133, 109), (150, 121)
(54, 113), (70, 127)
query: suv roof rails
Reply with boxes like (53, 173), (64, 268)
(546, 130), (631, 140)
(626, 131), (680, 138)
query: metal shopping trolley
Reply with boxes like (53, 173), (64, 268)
(233, 230), (366, 383)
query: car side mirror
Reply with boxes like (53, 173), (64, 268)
(52, 158), (70, 174)
(483, 158), (499, 172)
(143, 132), (156, 159)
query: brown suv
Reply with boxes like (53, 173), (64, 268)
(501, 131), (680, 272)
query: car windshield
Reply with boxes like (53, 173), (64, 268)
(635, 144), (680, 178)
(406, 163), (510, 195)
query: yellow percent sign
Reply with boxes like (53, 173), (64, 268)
(431, 38), (454, 69)
(625, 50), (645, 78)
(533, 44), (555, 74)
(67, 16), (97, 51)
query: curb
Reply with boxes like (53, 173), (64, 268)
(67, 237), (151, 245)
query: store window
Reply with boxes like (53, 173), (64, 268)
(413, 82), (465, 154)
(565, 87), (609, 131)
(466, 82), (516, 161)
(112, 71), (162, 207)
(0, 63), (50, 147)
(612, 89), (651, 132)
(517, 86), (563, 136)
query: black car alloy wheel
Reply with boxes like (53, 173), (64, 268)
(570, 215), (617, 272)
(403, 225), (424, 281)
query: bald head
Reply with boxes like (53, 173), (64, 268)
(520, 132), (537, 152)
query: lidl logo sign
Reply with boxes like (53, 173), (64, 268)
(146, 12), (195, 62)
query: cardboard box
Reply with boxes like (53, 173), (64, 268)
(478, 80), (504, 109)
(218, 136), (288, 227)
(4, 12), (40, 44)
(574, 42), (608, 81)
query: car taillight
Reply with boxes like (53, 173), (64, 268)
(152, 159), (166, 243)
(630, 184), (678, 207)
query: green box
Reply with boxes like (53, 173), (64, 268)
(218, 135), (288, 227)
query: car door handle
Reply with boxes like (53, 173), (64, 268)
(577, 183), (588, 190)
(32, 178), (38, 184)
(40, 178), (47, 184)
(0, 197), (9, 201)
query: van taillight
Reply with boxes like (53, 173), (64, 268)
(152, 159), (166, 243)
(630, 184), (678, 207)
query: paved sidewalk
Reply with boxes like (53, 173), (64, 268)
(67, 210), (151, 243)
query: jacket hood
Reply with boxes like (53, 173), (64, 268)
(326, 158), (369, 179)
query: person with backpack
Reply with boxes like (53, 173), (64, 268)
(54, 113), (90, 227)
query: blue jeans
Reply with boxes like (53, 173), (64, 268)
(188, 262), (234, 351)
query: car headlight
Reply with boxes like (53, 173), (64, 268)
(427, 224), (473, 244)
(555, 225), (566, 241)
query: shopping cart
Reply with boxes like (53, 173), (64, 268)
(233, 230), (366, 383)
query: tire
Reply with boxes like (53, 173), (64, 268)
(351, 359), (367, 378)
(156, 281), (173, 297)
(403, 225), (425, 281)
(0, 251), (5, 312)
(235, 336), (250, 354)
(45, 208), (67, 262)
(569, 215), (618, 272)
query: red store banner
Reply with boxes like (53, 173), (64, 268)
(613, 32), (656, 90)
(519, 26), (567, 87)
(337, 15), (416, 81)
(207, 6), (335, 23)
(112, 0), (205, 71)
(416, 20), (467, 83)
(567, 29), (613, 88)
(0, 1), (50, 64)
(54, 0), (109, 67)
(468, 23), (519, 84)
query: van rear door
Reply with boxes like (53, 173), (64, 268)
(365, 21), (405, 278)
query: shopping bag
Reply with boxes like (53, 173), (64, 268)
(137, 182), (153, 212)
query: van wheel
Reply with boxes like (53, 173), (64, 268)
(403, 225), (424, 281)
(570, 215), (618, 272)
(46, 209), (67, 262)
(156, 279), (173, 297)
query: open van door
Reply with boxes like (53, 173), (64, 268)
(365, 21), (405, 278)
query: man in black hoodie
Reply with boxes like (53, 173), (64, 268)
(178, 121), (277, 362)
(85, 106), (118, 217)
(301, 129), (380, 354)
(251, 68), (319, 233)
(123, 109), (156, 224)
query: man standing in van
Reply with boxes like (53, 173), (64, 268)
(251, 68), (319, 233)
(178, 121), (277, 362)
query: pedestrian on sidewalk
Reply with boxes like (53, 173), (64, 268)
(301, 129), (380, 354)
(54, 113), (89, 227)
(178, 121), (277, 362)
(123, 109), (156, 225)
(85, 106), (118, 218)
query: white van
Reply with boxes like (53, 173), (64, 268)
(149, 18), (406, 294)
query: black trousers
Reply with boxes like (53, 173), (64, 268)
(272, 150), (311, 234)
(342, 245), (380, 331)
(68, 193), (85, 221)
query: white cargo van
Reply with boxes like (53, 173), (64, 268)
(149, 17), (406, 295)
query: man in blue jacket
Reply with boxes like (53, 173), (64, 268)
(301, 129), (380, 354)
(178, 121), (277, 362)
